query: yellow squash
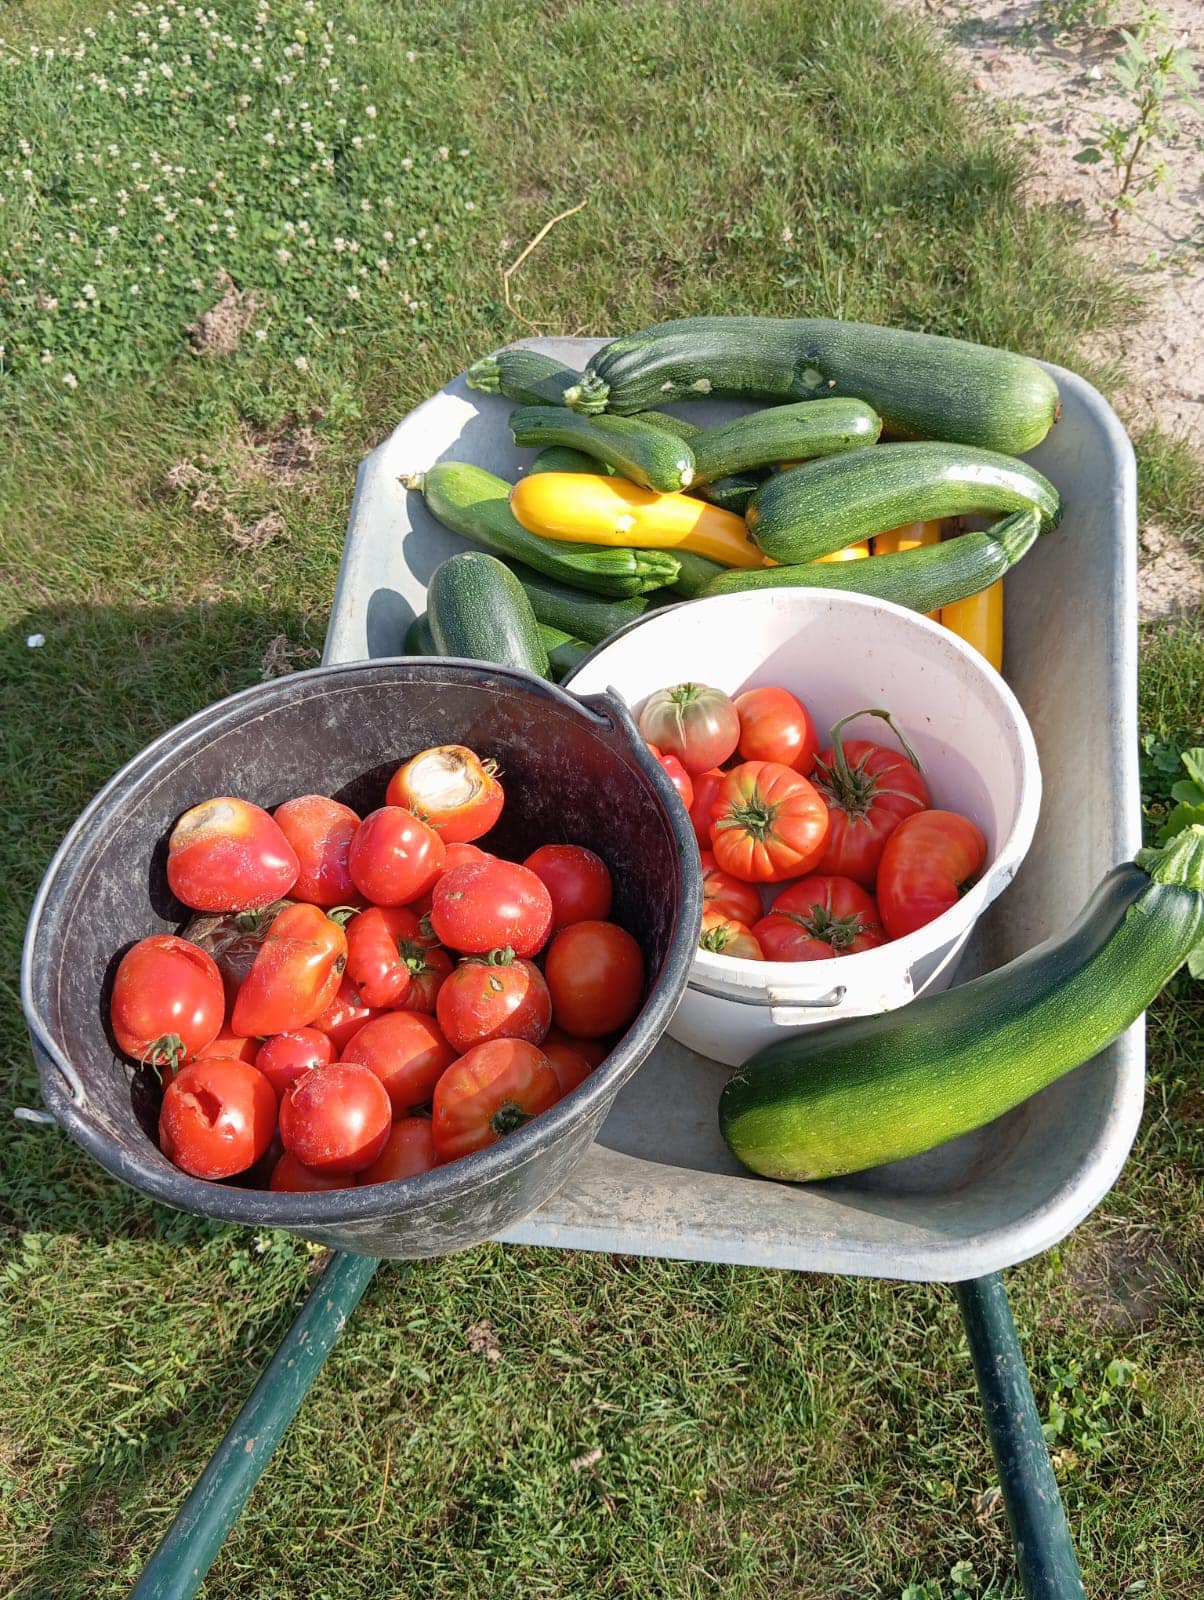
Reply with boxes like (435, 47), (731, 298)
(812, 542), (870, 563)
(509, 472), (764, 569)
(941, 579), (1003, 671)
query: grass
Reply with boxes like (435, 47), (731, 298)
(1, 1), (1202, 1597)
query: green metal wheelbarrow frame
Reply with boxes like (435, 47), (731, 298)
(129, 1254), (1084, 1600)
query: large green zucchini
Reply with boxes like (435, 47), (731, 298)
(689, 397), (881, 484)
(508, 405), (696, 492)
(427, 553), (550, 678)
(466, 347), (577, 407)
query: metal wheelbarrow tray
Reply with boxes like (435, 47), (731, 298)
(327, 337), (1142, 1282)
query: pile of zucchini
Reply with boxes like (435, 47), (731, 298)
(408, 318), (1063, 680)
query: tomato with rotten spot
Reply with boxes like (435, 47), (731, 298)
(385, 744), (504, 842)
(159, 1056), (277, 1179)
(167, 797), (299, 911)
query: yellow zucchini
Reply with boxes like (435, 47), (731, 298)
(812, 543), (870, 563)
(941, 579), (1003, 670)
(509, 472), (764, 569)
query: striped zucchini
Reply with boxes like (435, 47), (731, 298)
(565, 316), (1061, 455)
(406, 608), (587, 680)
(404, 462), (677, 597)
(689, 397), (881, 484)
(746, 443), (1060, 563)
(719, 827), (1204, 1183)
(508, 406), (695, 492)
(704, 510), (1039, 611)
(428, 553), (550, 678)
(466, 347), (577, 407)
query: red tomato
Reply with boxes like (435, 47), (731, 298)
(699, 849), (763, 926)
(405, 946), (454, 1014)
(811, 714), (929, 887)
(273, 795), (362, 908)
(877, 811), (988, 939)
(544, 920), (644, 1038)
(311, 977), (380, 1053)
(347, 807), (446, 907)
(543, 1041), (593, 1096)
(443, 842), (494, 873)
(689, 769), (726, 851)
(357, 1118), (438, 1185)
(344, 906), (422, 1008)
(183, 902), (292, 1007)
(430, 859), (553, 958)
(230, 903), (348, 1037)
(195, 1028), (258, 1066)
(753, 875), (886, 961)
(167, 797), (299, 912)
(110, 936), (224, 1068)
(341, 1010), (456, 1115)
(523, 844), (613, 933)
(710, 761), (829, 883)
(431, 1039), (560, 1162)
(734, 685), (819, 773)
(698, 911), (764, 960)
(159, 1057), (277, 1179)
(279, 1061), (392, 1174)
(385, 744), (504, 843)
(436, 950), (551, 1054)
(270, 1151), (356, 1192)
(638, 682), (741, 774)
(646, 744), (695, 812)
(544, 1026), (609, 1068)
(255, 1027), (334, 1098)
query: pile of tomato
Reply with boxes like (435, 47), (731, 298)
(639, 681), (987, 963)
(109, 743), (644, 1191)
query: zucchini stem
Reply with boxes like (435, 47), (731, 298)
(1137, 824), (1204, 890)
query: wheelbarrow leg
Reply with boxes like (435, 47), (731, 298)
(956, 1273), (1086, 1600)
(129, 1250), (382, 1600)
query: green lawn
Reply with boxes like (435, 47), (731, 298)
(3, 2), (1203, 1597)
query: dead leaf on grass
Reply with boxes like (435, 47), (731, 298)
(186, 269), (262, 356)
(260, 632), (320, 679)
(466, 1319), (502, 1363)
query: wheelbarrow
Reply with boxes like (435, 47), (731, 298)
(24, 347), (1141, 1598)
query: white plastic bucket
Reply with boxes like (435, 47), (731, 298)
(568, 588), (1042, 1066)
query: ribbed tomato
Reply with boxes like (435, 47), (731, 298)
(812, 712), (929, 887)
(698, 911), (764, 960)
(699, 850), (763, 927)
(710, 761), (829, 883)
(753, 875), (886, 961)
(876, 810), (987, 939)
(638, 683), (740, 774)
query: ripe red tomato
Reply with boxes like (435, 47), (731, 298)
(167, 797), (299, 912)
(523, 844), (613, 933)
(876, 810), (987, 939)
(638, 682), (741, 774)
(544, 1026), (609, 1068)
(279, 1061), (392, 1174)
(311, 977), (380, 1053)
(430, 859), (553, 958)
(812, 719), (929, 887)
(183, 902), (292, 1007)
(270, 1150), (357, 1192)
(710, 761), (829, 883)
(443, 842), (494, 873)
(347, 807), (446, 907)
(646, 744), (694, 812)
(230, 903), (348, 1037)
(159, 1057), (278, 1179)
(194, 1028), (258, 1066)
(543, 1041), (593, 1096)
(431, 1039), (560, 1162)
(404, 946), (454, 1014)
(273, 794), (362, 908)
(255, 1027), (334, 1098)
(110, 935), (224, 1068)
(699, 911), (764, 960)
(734, 685), (819, 773)
(345, 906), (422, 1008)
(544, 920), (644, 1038)
(385, 744), (504, 843)
(357, 1118), (438, 1185)
(753, 875), (886, 961)
(699, 849), (763, 927)
(341, 1010), (456, 1115)
(436, 950), (551, 1054)
(689, 769), (726, 851)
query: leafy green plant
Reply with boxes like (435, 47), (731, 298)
(1042, 1354), (1150, 1463)
(900, 1561), (1004, 1600)
(1075, 12), (1203, 227)
(1036, 0), (1118, 40)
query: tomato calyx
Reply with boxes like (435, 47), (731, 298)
(699, 925), (738, 954)
(713, 787), (780, 842)
(326, 904), (361, 928)
(776, 904), (871, 953)
(812, 709), (923, 820)
(399, 938), (437, 977)
(143, 1031), (187, 1070)
(490, 1099), (533, 1137)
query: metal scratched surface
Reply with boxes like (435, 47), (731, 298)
(326, 340), (1143, 1281)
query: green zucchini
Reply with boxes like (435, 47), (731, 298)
(720, 827), (1204, 1183)
(405, 610), (439, 656)
(406, 608), (586, 679)
(689, 398), (881, 484)
(427, 553), (550, 677)
(508, 561), (668, 645)
(705, 510), (1039, 611)
(670, 550), (728, 598)
(566, 316), (1061, 455)
(508, 405), (696, 492)
(695, 473), (761, 515)
(529, 446), (611, 476)
(746, 442), (1060, 564)
(403, 462), (677, 598)
(630, 410), (701, 440)
(466, 347), (577, 407)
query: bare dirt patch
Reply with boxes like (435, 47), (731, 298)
(465, 1319), (502, 1363)
(1066, 1226), (1177, 1328)
(240, 416), (322, 486)
(185, 270), (263, 357)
